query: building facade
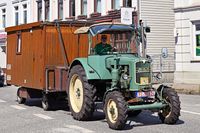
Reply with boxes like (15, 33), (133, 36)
(137, 0), (175, 83)
(174, 0), (200, 93)
(0, 0), (33, 69)
(0, 0), (175, 83)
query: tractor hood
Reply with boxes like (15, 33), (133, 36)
(88, 54), (151, 81)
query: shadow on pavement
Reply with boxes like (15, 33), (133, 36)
(123, 111), (184, 130)
(15, 98), (69, 111)
(15, 99), (184, 130)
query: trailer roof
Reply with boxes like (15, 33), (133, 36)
(74, 22), (134, 36)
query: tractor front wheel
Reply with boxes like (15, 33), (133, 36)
(104, 91), (128, 130)
(158, 87), (181, 124)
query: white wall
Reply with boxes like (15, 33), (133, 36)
(0, 0), (33, 69)
(174, 0), (200, 84)
(0, 48), (6, 68)
(0, 0), (32, 30)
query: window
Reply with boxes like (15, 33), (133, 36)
(37, 0), (42, 21)
(69, 0), (75, 16)
(2, 9), (6, 28)
(195, 24), (200, 56)
(45, 0), (50, 21)
(14, 6), (19, 26)
(16, 32), (22, 54)
(112, 0), (120, 9)
(58, 0), (63, 20)
(81, 0), (87, 15)
(124, 0), (132, 7)
(94, 0), (101, 13)
(23, 4), (27, 24)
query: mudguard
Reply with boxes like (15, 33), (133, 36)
(69, 58), (101, 80)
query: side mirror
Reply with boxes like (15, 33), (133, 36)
(161, 48), (168, 58)
(145, 26), (151, 33)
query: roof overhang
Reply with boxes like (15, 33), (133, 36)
(74, 26), (90, 34)
(74, 22), (134, 36)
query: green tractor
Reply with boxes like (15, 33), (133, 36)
(67, 22), (180, 130)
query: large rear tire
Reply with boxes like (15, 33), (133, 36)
(67, 65), (96, 120)
(104, 91), (128, 130)
(158, 87), (181, 124)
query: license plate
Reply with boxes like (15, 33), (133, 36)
(140, 77), (149, 85)
(136, 91), (155, 98)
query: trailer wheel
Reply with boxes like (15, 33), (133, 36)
(158, 87), (180, 124)
(42, 94), (52, 111)
(68, 65), (96, 120)
(104, 91), (128, 130)
(128, 110), (142, 117)
(17, 88), (26, 104)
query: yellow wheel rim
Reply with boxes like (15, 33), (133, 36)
(69, 74), (84, 113)
(107, 99), (118, 123)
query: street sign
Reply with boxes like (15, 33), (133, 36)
(121, 7), (135, 25)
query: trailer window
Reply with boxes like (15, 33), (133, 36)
(16, 33), (22, 54)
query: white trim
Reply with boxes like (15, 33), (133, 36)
(181, 110), (200, 116)
(64, 125), (94, 133)
(0, 3), (7, 7)
(10, 105), (26, 110)
(0, 99), (6, 103)
(34, 114), (54, 120)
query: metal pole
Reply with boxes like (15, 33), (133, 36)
(137, 0), (140, 24)
(141, 22), (146, 57)
(56, 22), (69, 69)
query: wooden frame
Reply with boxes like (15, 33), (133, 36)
(16, 31), (22, 55)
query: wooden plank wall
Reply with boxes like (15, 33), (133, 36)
(7, 23), (90, 91)
(7, 27), (45, 90)
(44, 25), (89, 67)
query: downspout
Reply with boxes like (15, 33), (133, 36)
(137, 0), (140, 24)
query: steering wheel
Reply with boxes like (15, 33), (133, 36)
(99, 46), (112, 55)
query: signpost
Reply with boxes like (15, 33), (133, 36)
(121, 7), (135, 25)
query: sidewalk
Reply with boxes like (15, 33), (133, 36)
(173, 83), (200, 95)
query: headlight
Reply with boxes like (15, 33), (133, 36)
(122, 74), (129, 80)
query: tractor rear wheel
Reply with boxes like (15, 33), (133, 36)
(67, 65), (96, 120)
(104, 91), (128, 130)
(158, 87), (180, 124)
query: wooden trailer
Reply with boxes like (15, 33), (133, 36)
(5, 9), (138, 110)
(6, 21), (94, 109)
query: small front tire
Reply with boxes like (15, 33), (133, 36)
(104, 91), (128, 130)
